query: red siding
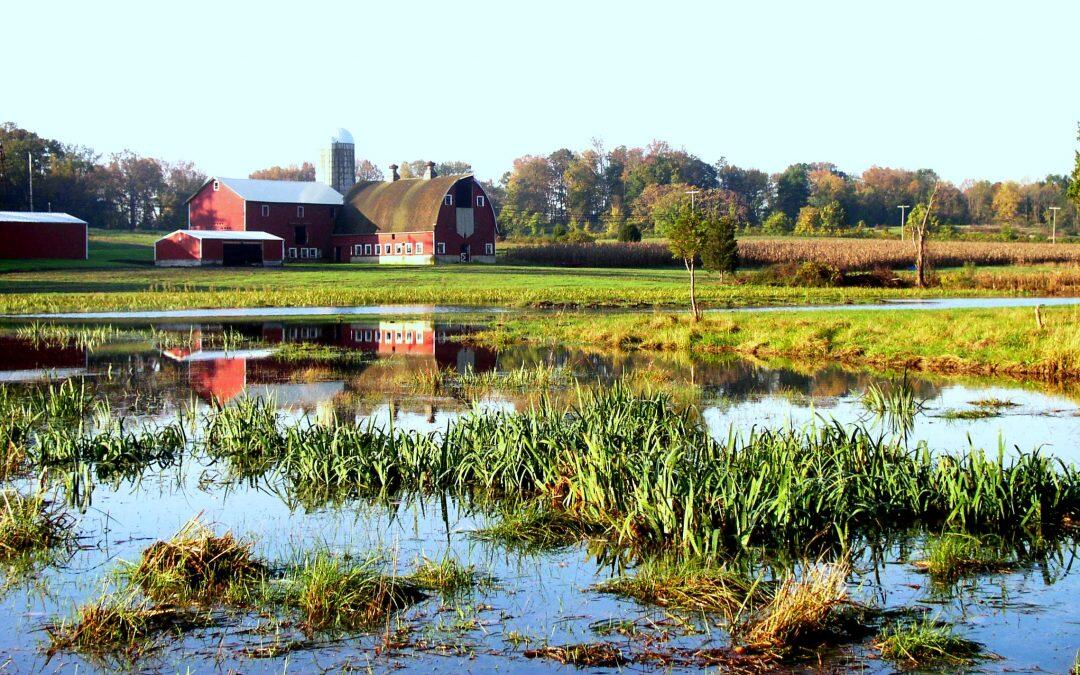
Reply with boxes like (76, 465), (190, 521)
(245, 202), (336, 259)
(188, 181), (246, 231)
(0, 221), (87, 259)
(331, 231), (433, 259)
(262, 239), (283, 262)
(155, 231), (201, 261)
(433, 179), (498, 258)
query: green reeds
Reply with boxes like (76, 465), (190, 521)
(860, 379), (925, 434)
(874, 616), (985, 668)
(0, 490), (71, 559)
(912, 533), (1012, 580)
(277, 550), (426, 633)
(410, 556), (491, 597)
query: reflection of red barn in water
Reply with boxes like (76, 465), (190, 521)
(161, 321), (495, 404)
(0, 336), (88, 382)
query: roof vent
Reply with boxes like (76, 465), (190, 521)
(389, 164), (400, 182)
(423, 161), (437, 180)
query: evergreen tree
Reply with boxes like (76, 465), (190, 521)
(1068, 124), (1080, 210)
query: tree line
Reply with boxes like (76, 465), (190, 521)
(3, 120), (1078, 238)
(492, 138), (1080, 239)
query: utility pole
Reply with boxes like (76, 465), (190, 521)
(684, 189), (700, 212)
(1049, 206), (1061, 244)
(27, 152), (33, 212)
(898, 205), (910, 242)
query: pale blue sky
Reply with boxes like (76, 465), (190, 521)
(4, 0), (1077, 184)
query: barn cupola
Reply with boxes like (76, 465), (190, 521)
(423, 161), (437, 180)
(389, 164), (400, 182)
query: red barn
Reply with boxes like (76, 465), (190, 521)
(332, 164), (498, 264)
(154, 229), (284, 267)
(169, 176), (343, 263)
(0, 211), (87, 260)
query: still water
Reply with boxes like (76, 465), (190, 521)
(0, 316), (1077, 672)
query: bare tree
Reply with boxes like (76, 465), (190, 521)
(911, 184), (940, 288)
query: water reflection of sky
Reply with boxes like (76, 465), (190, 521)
(1, 319), (1078, 672)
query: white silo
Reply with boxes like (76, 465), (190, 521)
(317, 128), (356, 195)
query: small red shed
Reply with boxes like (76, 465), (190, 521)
(0, 211), (88, 260)
(154, 229), (284, 267)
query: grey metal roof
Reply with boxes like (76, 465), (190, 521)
(159, 229), (283, 242)
(203, 177), (344, 206)
(0, 211), (88, 224)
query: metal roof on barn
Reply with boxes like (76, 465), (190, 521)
(157, 229), (283, 242)
(0, 211), (87, 224)
(189, 178), (344, 206)
(336, 175), (466, 234)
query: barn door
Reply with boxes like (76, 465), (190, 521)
(456, 208), (474, 238)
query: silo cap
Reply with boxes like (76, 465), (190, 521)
(331, 128), (354, 145)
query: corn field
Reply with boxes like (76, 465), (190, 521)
(503, 238), (1080, 271)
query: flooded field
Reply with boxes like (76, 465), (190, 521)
(0, 315), (1077, 672)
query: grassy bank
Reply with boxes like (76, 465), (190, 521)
(470, 306), (1080, 379)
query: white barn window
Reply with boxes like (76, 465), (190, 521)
(212, 180), (220, 191)
(364, 244), (372, 255)
(406, 243), (413, 254)
(288, 247), (297, 258)
(443, 195), (453, 206)
(261, 204), (269, 217)
(436, 242), (445, 254)
(476, 196), (485, 207)
(485, 243), (494, 255)
(395, 243), (402, 254)
(297, 206), (305, 218)
(416, 242), (423, 254)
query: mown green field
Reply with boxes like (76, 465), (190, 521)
(471, 306), (1080, 379)
(0, 228), (1076, 316)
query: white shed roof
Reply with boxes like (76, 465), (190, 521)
(160, 229), (283, 242)
(0, 211), (87, 225)
(211, 177), (344, 206)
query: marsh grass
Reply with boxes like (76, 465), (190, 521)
(595, 557), (762, 614)
(14, 322), (124, 350)
(740, 560), (855, 649)
(860, 380), (926, 435)
(875, 616), (985, 668)
(278, 550), (426, 633)
(410, 556), (493, 598)
(0, 491), (72, 559)
(971, 397), (1018, 409)
(940, 408), (1000, 420)
(127, 516), (266, 605)
(47, 589), (214, 659)
(524, 642), (627, 667)
(471, 504), (592, 553)
(912, 533), (1013, 580)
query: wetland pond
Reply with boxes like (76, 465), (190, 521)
(0, 314), (1077, 672)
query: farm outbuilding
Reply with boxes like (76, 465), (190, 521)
(154, 229), (284, 267)
(0, 211), (88, 260)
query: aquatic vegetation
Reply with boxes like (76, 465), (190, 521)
(14, 322), (124, 350)
(471, 504), (591, 553)
(523, 642), (627, 667)
(277, 550), (426, 633)
(410, 556), (491, 597)
(46, 589), (213, 659)
(741, 560), (853, 649)
(970, 397), (1018, 409)
(595, 557), (761, 614)
(127, 516), (266, 604)
(912, 533), (1013, 580)
(0, 491), (72, 559)
(874, 616), (986, 668)
(860, 380), (926, 435)
(940, 408), (1000, 420)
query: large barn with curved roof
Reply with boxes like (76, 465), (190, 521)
(331, 163), (497, 264)
(155, 129), (497, 266)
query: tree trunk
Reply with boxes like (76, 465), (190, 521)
(914, 186), (939, 289)
(686, 258), (700, 321)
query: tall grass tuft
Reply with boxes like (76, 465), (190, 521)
(277, 550), (426, 633)
(875, 616), (985, 667)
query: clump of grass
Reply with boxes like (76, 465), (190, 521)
(860, 379), (925, 434)
(524, 642), (627, 667)
(741, 560), (852, 649)
(913, 533), (1012, 580)
(47, 590), (212, 659)
(471, 504), (590, 553)
(279, 551), (426, 633)
(0, 491), (71, 559)
(127, 516), (265, 604)
(595, 557), (761, 614)
(970, 397), (1018, 409)
(874, 616), (985, 668)
(940, 408), (1000, 420)
(410, 556), (491, 597)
